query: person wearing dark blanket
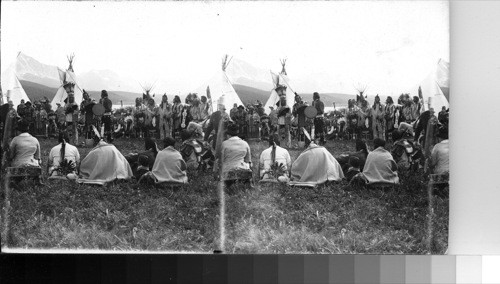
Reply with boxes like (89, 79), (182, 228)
(292, 94), (307, 143)
(125, 137), (159, 176)
(80, 90), (96, 140)
(336, 139), (369, 175)
(312, 92), (325, 145)
(99, 90), (113, 142)
(345, 156), (361, 182)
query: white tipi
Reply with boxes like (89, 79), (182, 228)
(195, 55), (244, 113)
(1, 68), (30, 108)
(264, 59), (297, 114)
(51, 54), (84, 110)
(409, 59), (449, 111)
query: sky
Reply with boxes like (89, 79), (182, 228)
(1, 1), (449, 96)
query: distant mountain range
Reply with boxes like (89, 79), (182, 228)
(10, 52), (358, 107)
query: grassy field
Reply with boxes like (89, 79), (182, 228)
(1, 137), (448, 253)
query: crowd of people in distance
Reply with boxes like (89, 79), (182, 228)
(1, 86), (449, 193)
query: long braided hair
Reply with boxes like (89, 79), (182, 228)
(59, 131), (70, 161)
(270, 133), (280, 164)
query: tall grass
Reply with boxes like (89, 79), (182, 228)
(1, 138), (448, 253)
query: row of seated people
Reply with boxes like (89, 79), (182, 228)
(6, 119), (448, 189)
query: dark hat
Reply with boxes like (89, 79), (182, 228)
(237, 105), (245, 110)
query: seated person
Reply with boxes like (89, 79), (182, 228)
(150, 137), (188, 184)
(336, 139), (369, 174)
(428, 126), (449, 176)
(78, 137), (133, 185)
(428, 126), (449, 195)
(358, 138), (399, 185)
(125, 137), (159, 175)
(47, 132), (80, 178)
(345, 156), (361, 182)
(259, 134), (292, 182)
(290, 130), (344, 186)
(391, 129), (422, 171)
(220, 122), (253, 187)
(9, 119), (41, 168)
(179, 130), (208, 170)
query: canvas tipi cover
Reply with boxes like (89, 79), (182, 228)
(194, 55), (243, 113)
(264, 71), (297, 115)
(410, 59), (449, 111)
(1, 69), (30, 108)
(51, 57), (84, 110)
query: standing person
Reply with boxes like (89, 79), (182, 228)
(33, 101), (41, 135)
(158, 94), (172, 139)
(411, 96), (422, 121)
(39, 102), (48, 138)
(64, 95), (79, 145)
(269, 106), (278, 128)
(55, 103), (65, 130)
(312, 92), (325, 145)
(438, 106), (448, 125)
(80, 91), (96, 141)
(255, 101), (266, 117)
(99, 90), (113, 142)
(172, 95), (183, 139)
(384, 96), (396, 141)
(371, 95), (385, 140)
(23, 101), (35, 135)
(402, 94), (414, 123)
(204, 102), (230, 148)
(200, 96), (210, 121)
(276, 92), (290, 145)
(17, 99), (26, 119)
(145, 98), (158, 138)
(234, 105), (247, 139)
(292, 94), (307, 143)
(229, 103), (238, 121)
(189, 94), (202, 122)
(357, 99), (370, 137)
(132, 97), (147, 138)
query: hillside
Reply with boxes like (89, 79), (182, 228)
(19, 80), (142, 105)
(19, 80), (58, 101)
(19, 79), (356, 108)
(234, 84), (356, 107)
(233, 84), (270, 105)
